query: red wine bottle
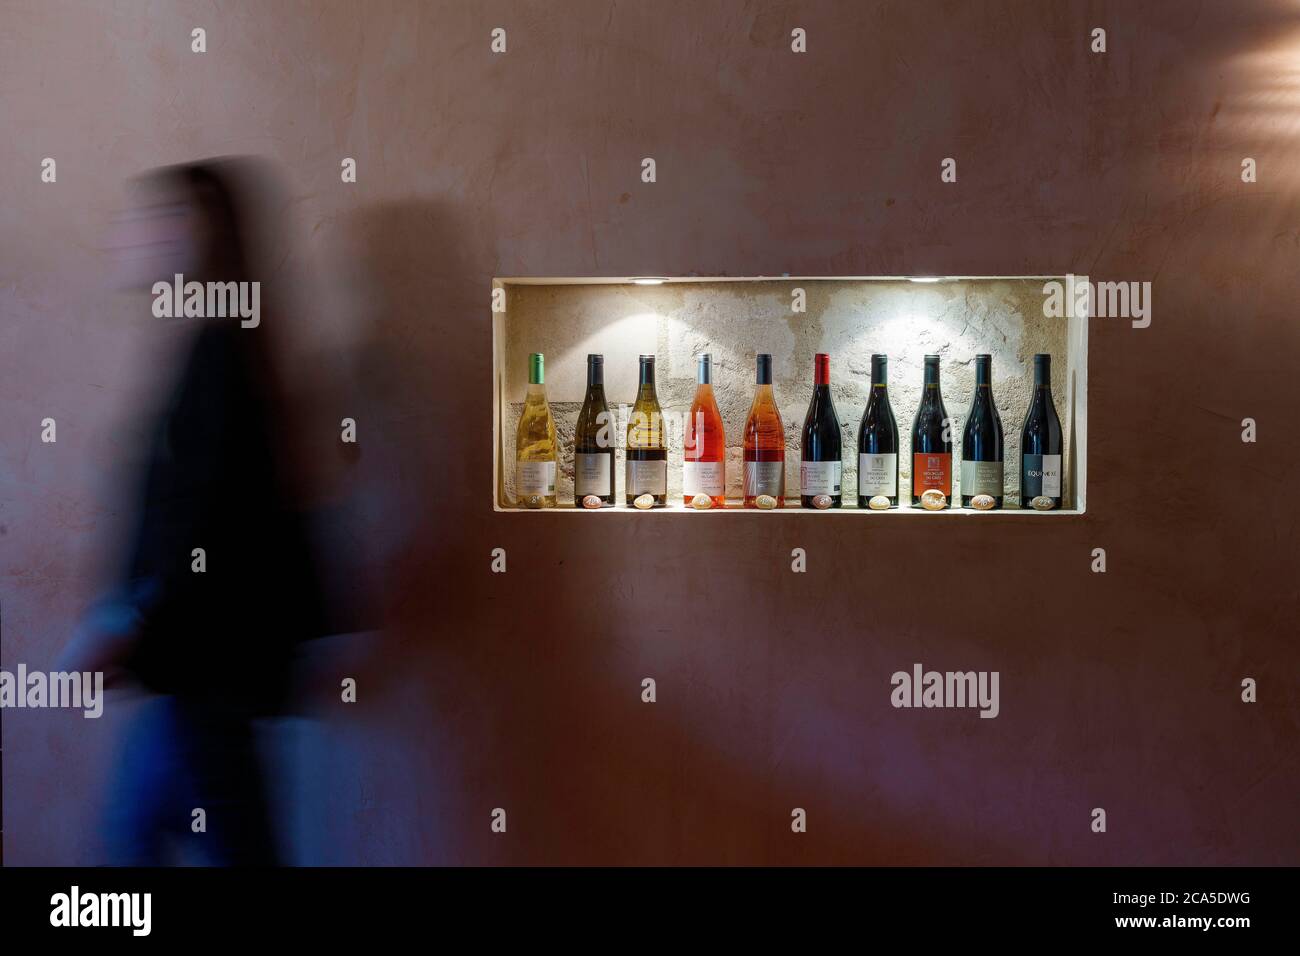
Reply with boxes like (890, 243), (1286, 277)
(800, 353), (842, 509)
(857, 354), (899, 509)
(1020, 353), (1063, 510)
(960, 354), (1004, 510)
(911, 354), (952, 510)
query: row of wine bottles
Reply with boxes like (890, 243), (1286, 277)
(514, 351), (1063, 511)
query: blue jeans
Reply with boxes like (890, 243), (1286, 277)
(104, 696), (278, 866)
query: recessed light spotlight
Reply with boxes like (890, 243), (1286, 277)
(909, 277), (942, 283)
(631, 277), (668, 285)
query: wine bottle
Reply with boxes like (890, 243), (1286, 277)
(743, 353), (785, 508)
(1020, 353), (1063, 511)
(857, 353), (899, 509)
(683, 354), (726, 508)
(515, 352), (557, 508)
(800, 353), (842, 509)
(625, 354), (668, 507)
(574, 353), (615, 507)
(911, 354), (952, 509)
(960, 353), (1004, 510)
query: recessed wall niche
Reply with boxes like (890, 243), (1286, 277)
(492, 277), (1088, 514)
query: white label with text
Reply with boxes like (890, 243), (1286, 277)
(800, 460), (842, 496)
(516, 460), (556, 496)
(574, 453), (611, 495)
(683, 460), (724, 497)
(858, 453), (897, 497)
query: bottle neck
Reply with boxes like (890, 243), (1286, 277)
(814, 354), (830, 387)
(587, 361), (603, 388)
(1033, 356), (1050, 389)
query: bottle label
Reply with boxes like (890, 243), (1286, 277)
(913, 453), (951, 495)
(574, 453), (611, 495)
(960, 459), (1004, 497)
(683, 460), (724, 497)
(1022, 454), (1061, 498)
(858, 453), (897, 497)
(744, 460), (785, 497)
(516, 460), (556, 496)
(626, 459), (667, 495)
(800, 460), (842, 496)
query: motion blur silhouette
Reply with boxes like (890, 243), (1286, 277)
(60, 159), (331, 865)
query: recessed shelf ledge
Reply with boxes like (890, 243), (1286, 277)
(502, 503), (1083, 516)
(493, 275), (1088, 516)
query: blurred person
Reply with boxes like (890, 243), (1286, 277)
(60, 159), (330, 865)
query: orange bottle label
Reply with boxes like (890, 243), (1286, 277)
(913, 453), (951, 495)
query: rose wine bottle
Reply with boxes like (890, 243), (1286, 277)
(515, 352), (557, 508)
(743, 353), (785, 508)
(911, 354), (952, 510)
(857, 353), (899, 509)
(800, 353), (842, 509)
(683, 353), (726, 508)
(960, 354), (1004, 510)
(574, 353), (614, 507)
(1020, 353), (1063, 510)
(625, 354), (668, 507)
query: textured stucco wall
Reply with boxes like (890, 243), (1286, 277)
(2, 0), (1299, 866)
(500, 279), (1073, 507)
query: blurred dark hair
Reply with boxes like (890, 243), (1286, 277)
(132, 157), (287, 286)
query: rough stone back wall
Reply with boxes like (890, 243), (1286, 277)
(501, 279), (1072, 506)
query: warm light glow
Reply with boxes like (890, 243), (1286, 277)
(631, 277), (667, 285)
(908, 277), (942, 283)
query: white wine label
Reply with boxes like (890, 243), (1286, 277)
(574, 453), (611, 495)
(683, 460), (724, 497)
(857, 453), (897, 497)
(626, 459), (667, 495)
(516, 460), (556, 496)
(1023, 453), (1061, 498)
(960, 459), (1003, 497)
(800, 460), (842, 496)
(744, 460), (785, 497)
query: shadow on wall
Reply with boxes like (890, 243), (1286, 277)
(276, 197), (504, 864)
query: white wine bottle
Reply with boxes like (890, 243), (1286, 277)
(626, 354), (668, 507)
(574, 353), (615, 507)
(515, 352), (557, 508)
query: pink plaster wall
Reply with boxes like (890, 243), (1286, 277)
(1, 0), (1298, 864)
